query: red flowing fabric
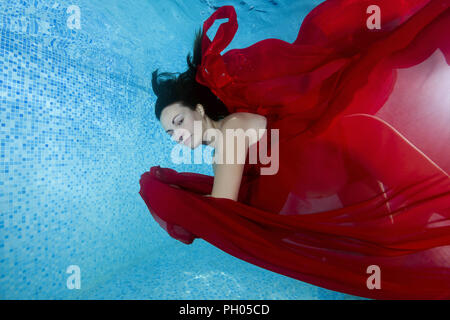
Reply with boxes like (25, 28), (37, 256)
(139, 0), (450, 299)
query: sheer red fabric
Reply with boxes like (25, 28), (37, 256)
(139, 0), (450, 299)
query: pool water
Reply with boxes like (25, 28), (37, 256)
(0, 0), (361, 299)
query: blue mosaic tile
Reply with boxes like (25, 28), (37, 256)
(0, 0), (361, 300)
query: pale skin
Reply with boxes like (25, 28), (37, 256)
(160, 102), (267, 201)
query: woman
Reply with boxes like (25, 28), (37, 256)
(140, 0), (450, 299)
(152, 29), (268, 201)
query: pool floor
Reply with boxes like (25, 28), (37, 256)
(80, 240), (363, 300)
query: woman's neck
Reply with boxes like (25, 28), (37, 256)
(202, 116), (225, 148)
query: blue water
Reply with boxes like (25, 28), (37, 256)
(0, 0), (361, 299)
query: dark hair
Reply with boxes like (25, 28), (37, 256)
(151, 28), (230, 121)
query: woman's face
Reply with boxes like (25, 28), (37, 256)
(160, 102), (204, 149)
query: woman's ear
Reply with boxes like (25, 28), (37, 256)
(196, 104), (205, 118)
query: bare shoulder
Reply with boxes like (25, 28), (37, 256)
(220, 112), (267, 132)
(215, 112), (267, 156)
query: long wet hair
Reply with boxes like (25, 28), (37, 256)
(151, 28), (230, 121)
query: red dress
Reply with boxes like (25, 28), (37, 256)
(139, 0), (450, 299)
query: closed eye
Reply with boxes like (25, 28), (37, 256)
(166, 114), (183, 135)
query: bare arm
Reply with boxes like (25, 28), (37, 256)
(210, 132), (249, 201)
(208, 113), (266, 201)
